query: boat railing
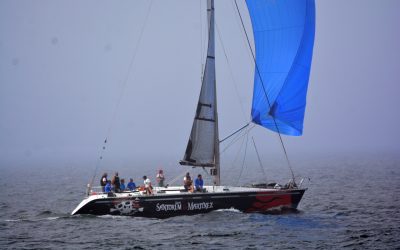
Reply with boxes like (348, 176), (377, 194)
(85, 184), (213, 197)
(86, 185), (139, 196)
(87, 186), (104, 195)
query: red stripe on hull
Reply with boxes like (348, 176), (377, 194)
(246, 192), (292, 212)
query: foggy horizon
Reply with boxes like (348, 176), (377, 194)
(1, 0), (399, 170)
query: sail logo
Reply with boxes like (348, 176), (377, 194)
(188, 201), (213, 211)
(156, 202), (182, 212)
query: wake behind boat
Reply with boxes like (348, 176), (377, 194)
(72, 0), (315, 218)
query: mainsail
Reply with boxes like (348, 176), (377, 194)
(247, 0), (315, 136)
(180, 0), (218, 170)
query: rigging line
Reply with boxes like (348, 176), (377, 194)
(220, 123), (254, 155)
(221, 129), (245, 156)
(201, 167), (212, 178)
(168, 169), (189, 186)
(229, 0), (254, 64)
(223, 124), (253, 179)
(220, 122), (250, 143)
(251, 136), (267, 181)
(215, 21), (247, 120)
(220, 128), (246, 155)
(105, 0), (154, 140)
(224, 127), (248, 181)
(235, 131), (249, 186)
(89, 0), (154, 188)
(233, 0), (295, 183)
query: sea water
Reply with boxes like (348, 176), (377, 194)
(1, 153), (399, 249)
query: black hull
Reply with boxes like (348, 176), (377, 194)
(72, 188), (305, 218)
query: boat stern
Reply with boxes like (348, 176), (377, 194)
(71, 194), (103, 215)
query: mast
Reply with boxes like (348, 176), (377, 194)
(209, 0), (220, 186)
(180, 0), (219, 185)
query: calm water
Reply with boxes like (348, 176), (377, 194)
(1, 153), (399, 249)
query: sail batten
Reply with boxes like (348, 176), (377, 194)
(246, 0), (315, 136)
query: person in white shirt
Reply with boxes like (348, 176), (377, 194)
(100, 173), (108, 192)
(143, 175), (153, 195)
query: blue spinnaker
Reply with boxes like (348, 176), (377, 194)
(246, 0), (315, 136)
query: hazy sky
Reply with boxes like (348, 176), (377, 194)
(1, 0), (399, 170)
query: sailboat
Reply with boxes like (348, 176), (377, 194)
(72, 0), (315, 218)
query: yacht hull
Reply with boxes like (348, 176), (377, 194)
(72, 187), (305, 218)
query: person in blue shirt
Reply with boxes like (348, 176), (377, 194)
(120, 178), (126, 191)
(104, 180), (112, 193)
(195, 174), (204, 192)
(127, 178), (136, 191)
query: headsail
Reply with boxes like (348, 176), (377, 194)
(246, 0), (316, 136)
(180, 0), (218, 168)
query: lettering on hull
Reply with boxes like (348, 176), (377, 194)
(156, 202), (182, 212)
(156, 201), (213, 212)
(187, 201), (213, 210)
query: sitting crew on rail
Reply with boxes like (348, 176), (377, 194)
(127, 178), (136, 191)
(143, 176), (153, 195)
(195, 174), (204, 192)
(104, 180), (112, 193)
(184, 172), (194, 193)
